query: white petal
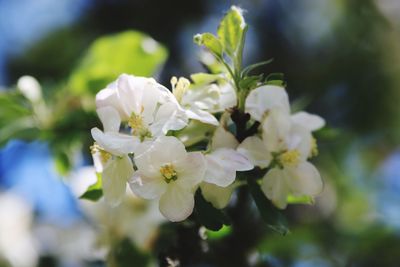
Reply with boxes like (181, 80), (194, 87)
(204, 148), (253, 187)
(237, 136), (272, 168)
(96, 106), (121, 133)
(96, 83), (127, 120)
(200, 182), (235, 209)
(151, 102), (188, 136)
(91, 128), (139, 156)
(291, 111), (325, 131)
(91, 150), (106, 173)
(186, 107), (219, 126)
(286, 162), (323, 197)
(245, 85), (290, 121)
(175, 152), (206, 190)
(261, 168), (289, 209)
(116, 74), (146, 117)
(128, 171), (167, 200)
(102, 156), (134, 206)
(134, 136), (187, 175)
(217, 83), (237, 111)
(159, 184), (195, 222)
(287, 124), (312, 161)
(211, 126), (238, 150)
(261, 109), (292, 152)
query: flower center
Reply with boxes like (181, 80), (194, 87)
(128, 112), (152, 141)
(279, 150), (300, 167)
(90, 143), (111, 164)
(160, 164), (178, 183)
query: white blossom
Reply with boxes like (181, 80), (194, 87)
(96, 74), (188, 139)
(172, 77), (236, 126)
(129, 136), (206, 222)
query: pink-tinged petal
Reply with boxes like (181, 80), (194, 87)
(237, 136), (272, 168)
(291, 111), (325, 131)
(159, 184), (195, 222)
(128, 171), (167, 200)
(261, 168), (289, 209)
(96, 106), (121, 133)
(102, 156), (133, 207)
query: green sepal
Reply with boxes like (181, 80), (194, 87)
(80, 172), (103, 201)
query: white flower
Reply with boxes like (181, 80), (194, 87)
(91, 106), (138, 156)
(0, 193), (37, 267)
(239, 85), (325, 209)
(200, 119), (253, 209)
(204, 126), (253, 187)
(17, 76), (42, 103)
(129, 136), (206, 222)
(245, 85), (290, 122)
(172, 77), (236, 126)
(96, 74), (188, 139)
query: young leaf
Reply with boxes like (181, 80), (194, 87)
(241, 59), (273, 77)
(80, 172), (103, 201)
(190, 72), (221, 85)
(217, 6), (246, 57)
(248, 179), (289, 235)
(194, 189), (231, 231)
(194, 33), (223, 58)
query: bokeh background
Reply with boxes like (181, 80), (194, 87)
(1, 0), (400, 266)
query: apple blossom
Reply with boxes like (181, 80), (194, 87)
(96, 74), (188, 140)
(129, 136), (206, 222)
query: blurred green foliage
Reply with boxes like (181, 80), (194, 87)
(69, 31), (168, 95)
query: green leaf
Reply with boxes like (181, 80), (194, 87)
(194, 190), (231, 231)
(190, 72), (221, 85)
(248, 179), (289, 235)
(287, 195), (314, 205)
(265, 73), (286, 87)
(241, 59), (273, 77)
(206, 225), (232, 240)
(69, 31), (168, 95)
(217, 6), (246, 57)
(239, 75), (263, 91)
(107, 238), (150, 267)
(80, 172), (103, 201)
(194, 33), (223, 58)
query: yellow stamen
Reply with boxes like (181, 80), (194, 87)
(160, 164), (178, 183)
(279, 150), (300, 167)
(128, 112), (144, 131)
(310, 137), (318, 158)
(171, 76), (190, 102)
(90, 143), (111, 164)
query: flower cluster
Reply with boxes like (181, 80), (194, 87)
(89, 73), (324, 222)
(87, 6), (325, 223)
